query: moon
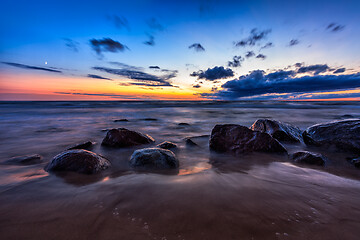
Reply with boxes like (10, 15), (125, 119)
(45, 61), (47, 65)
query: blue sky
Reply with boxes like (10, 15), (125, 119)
(1, 0), (360, 100)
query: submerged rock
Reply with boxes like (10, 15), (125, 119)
(250, 119), (303, 142)
(114, 119), (129, 122)
(209, 124), (287, 155)
(185, 138), (198, 147)
(178, 123), (190, 126)
(303, 119), (360, 153)
(67, 141), (93, 150)
(290, 151), (326, 166)
(157, 141), (177, 149)
(142, 118), (158, 121)
(46, 149), (110, 174)
(130, 148), (179, 169)
(102, 128), (154, 148)
(3, 154), (43, 165)
(348, 157), (360, 168)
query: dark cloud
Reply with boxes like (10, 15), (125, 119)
(2, 62), (62, 73)
(190, 66), (234, 81)
(234, 28), (271, 47)
(245, 51), (255, 58)
(256, 54), (266, 60)
(333, 68), (346, 74)
(327, 23), (345, 32)
(64, 38), (79, 52)
(193, 84), (201, 88)
(294, 62), (303, 68)
(144, 34), (155, 46)
(146, 18), (164, 32)
(227, 56), (244, 68)
(92, 65), (176, 87)
(149, 66), (160, 69)
(260, 42), (273, 50)
(206, 69), (360, 99)
(289, 39), (300, 46)
(107, 15), (130, 31)
(108, 62), (143, 71)
(89, 38), (128, 55)
(189, 43), (205, 52)
(297, 64), (329, 75)
(87, 74), (112, 81)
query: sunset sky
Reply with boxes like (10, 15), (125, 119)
(1, 0), (360, 100)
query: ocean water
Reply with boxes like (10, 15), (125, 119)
(0, 101), (359, 240)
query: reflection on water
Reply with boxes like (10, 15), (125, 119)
(0, 101), (360, 239)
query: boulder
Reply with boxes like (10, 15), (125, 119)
(67, 141), (93, 150)
(209, 124), (287, 155)
(250, 119), (302, 142)
(348, 157), (360, 168)
(114, 119), (129, 122)
(290, 151), (326, 166)
(303, 119), (360, 153)
(178, 123), (190, 126)
(157, 141), (177, 149)
(3, 154), (43, 165)
(185, 138), (198, 147)
(129, 148), (179, 169)
(46, 149), (110, 174)
(102, 128), (154, 148)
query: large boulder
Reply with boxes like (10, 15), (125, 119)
(209, 124), (287, 155)
(46, 149), (110, 174)
(3, 154), (43, 165)
(130, 148), (179, 169)
(102, 128), (154, 148)
(290, 151), (326, 166)
(303, 119), (360, 153)
(250, 119), (303, 142)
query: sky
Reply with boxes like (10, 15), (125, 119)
(1, 0), (360, 101)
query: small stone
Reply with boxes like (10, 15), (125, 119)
(114, 119), (129, 122)
(290, 151), (326, 166)
(3, 154), (43, 165)
(67, 141), (93, 150)
(130, 148), (179, 169)
(157, 141), (177, 149)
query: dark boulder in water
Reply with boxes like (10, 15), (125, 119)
(303, 119), (360, 153)
(185, 138), (198, 147)
(114, 119), (129, 122)
(178, 123), (190, 126)
(250, 119), (303, 143)
(348, 157), (360, 168)
(290, 151), (326, 166)
(209, 124), (287, 155)
(3, 154), (43, 165)
(46, 149), (110, 174)
(67, 141), (93, 150)
(157, 141), (177, 149)
(142, 118), (158, 121)
(102, 128), (154, 148)
(130, 148), (179, 169)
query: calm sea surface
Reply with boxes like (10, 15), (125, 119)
(0, 101), (359, 240)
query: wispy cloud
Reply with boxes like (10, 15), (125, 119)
(227, 56), (244, 68)
(189, 43), (205, 52)
(2, 62), (62, 73)
(327, 23), (345, 32)
(234, 28), (271, 47)
(107, 15), (130, 31)
(87, 74), (112, 81)
(288, 39), (300, 46)
(256, 54), (266, 60)
(64, 38), (79, 52)
(89, 38), (128, 56)
(297, 64), (329, 75)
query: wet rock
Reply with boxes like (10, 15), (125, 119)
(209, 124), (287, 155)
(3, 154), (43, 165)
(114, 119), (129, 122)
(185, 138), (198, 147)
(348, 157), (360, 168)
(157, 141), (177, 149)
(142, 118), (158, 121)
(178, 123), (190, 126)
(46, 149), (110, 174)
(250, 119), (302, 142)
(130, 148), (179, 169)
(341, 114), (355, 119)
(67, 141), (93, 150)
(303, 119), (360, 153)
(102, 128), (154, 148)
(290, 151), (326, 166)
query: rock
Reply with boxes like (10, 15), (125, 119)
(209, 124), (287, 155)
(348, 157), (360, 168)
(341, 114), (355, 119)
(157, 141), (177, 149)
(178, 123), (190, 126)
(290, 151), (326, 166)
(102, 128), (154, 148)
(250, 119), (303, 142)
(67, 141), (93, 150)
(114, 119), (129, 122)
(185, 138), (198, 147)
(129, 148), (179, 169)
(303, 119), (360, 153)
(46, 149), (110, 174)
(142, 118), (158, 121)
(3, 154), (42, 165)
